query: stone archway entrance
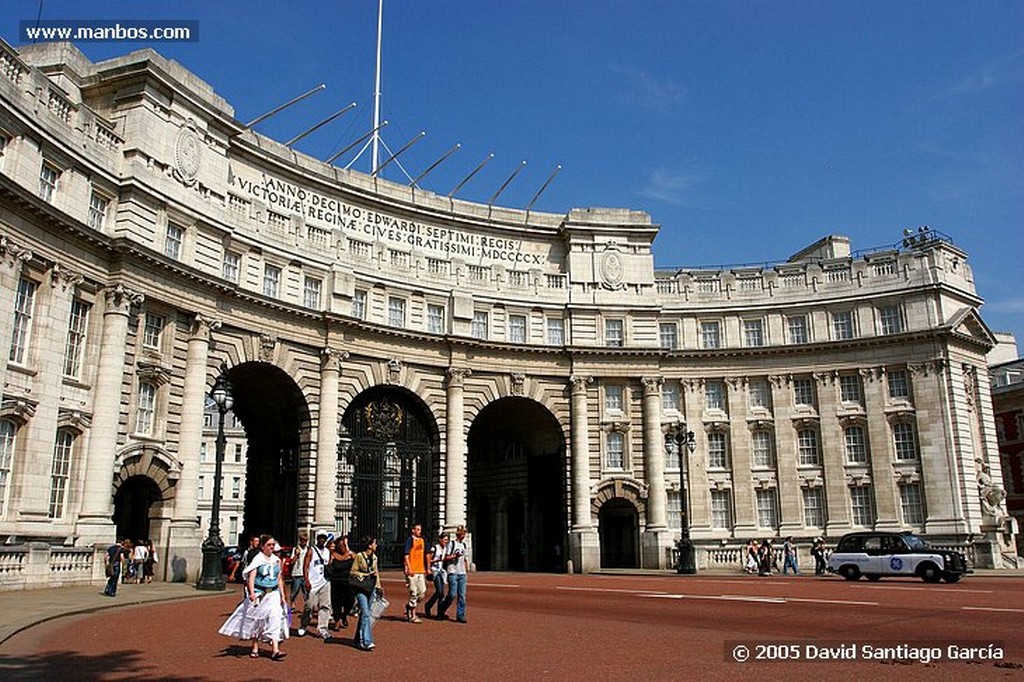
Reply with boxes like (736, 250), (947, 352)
(599, 498), (640, 569)
(468, 397), (567, 572)
(113, 475), (162, 543)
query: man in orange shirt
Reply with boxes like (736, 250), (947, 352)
(403, 523), (430, 623)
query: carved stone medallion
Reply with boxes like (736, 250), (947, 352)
(173, 119), (202, 186)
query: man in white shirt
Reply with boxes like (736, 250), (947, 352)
(289, 533), (309, 608)
(438, 525), (469, 623)
(299, 531), (333, 641)
(132, 539), (148, 585)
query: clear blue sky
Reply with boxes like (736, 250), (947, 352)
(3, 1), (1022, 345)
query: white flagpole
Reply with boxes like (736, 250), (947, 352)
(371, 0), (384, 174)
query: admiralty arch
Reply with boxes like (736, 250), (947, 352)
(0, 40), (1015, 587)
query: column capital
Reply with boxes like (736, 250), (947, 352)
(569, 374), (592, 394)
(189, 313), (222, 342)
(641, 376), (663, 396)
(446, 366), (471, 388)
(104, 283), (144, 315)
(321, 347), (349, 372)
(49, 262), (84, 291)
(0, 235), (32, 269)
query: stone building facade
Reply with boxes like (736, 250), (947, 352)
(0, 40), (1015, 586)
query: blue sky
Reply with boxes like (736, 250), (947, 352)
(3, 1), (1022, 345)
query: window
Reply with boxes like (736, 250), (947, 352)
(701, 321), (721, 349)
(802, 488), (825, 527)
(900, 483), (924, 525)
(508, 314), (527, 343)
(263, 264), (281, 298)
(222, 251), (240, 283)
(665, 438), (681, 470)
(707, 432), (728, 468)
(9, 278), (37, 364)
(471, 311), (489, 340)
(229, 516), (238, 540)
(165, 222), (184, 260)
(88, 192), (109, 230)
(605, 432), (624, 470)
(605, 385), (623, 412)
(199, 442), (207, 463)
(352, 290), (367, 319)
(135, 381), (157, 435)
(234, 443), (243, 463)
(888, 369), (910, 400)
(756, 488), (778, 528)
(48, 429), (74, 518)
(605, 319), (624, 348)
(711, 490), (732, 529)
(303, 276), (322, 309)
(0, 420), (15, 515)
(793, 377), (815, 408)
(705, 380), (725, 411)
(743, 319), (764, 347)
(197, 475), (205, 501)
(797, 429), (820, 466)
(752, 431), (774, 468)
(142, 313), (164, 350)
(845, 426), (867, 463)
(660, 322), (678, 350)
(850, 486), (875, 526)
(788, 315), (808, 344)
(839, 374), (862, 404)
(387, 297), (406, 327)
(39, 163), (58, 202)
(748, 379), (770, 410)
(231, 476), (241, 500)
(667, 491), (682, 529)
(893, 422), (918, 460)
(832, 310), (855, 340)
(63, 299), (90, 378)
(879, 305), (903, 335)
(661, 382), (680, 412)
(546, 317), (564, 345)
(427, 304), (445, 334)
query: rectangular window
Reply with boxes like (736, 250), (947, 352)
(665, 439), (681, 470)
(231, 476), (240, 500)
(879, 305), (903, 335)
(752, 431), (774, 468)
(707, 432), (728, 469)
(352, 289), (367, 320)
(197, 475), (205, 501)
(508, 314), (527, 343)
(165, 222), (184, 260)
(9, 278), (37, 364)
(605, 385), (623, 412)
(229, 516), (238, 540)
(263, 264), (281, 298)
(143, 312), (164, 349)
(900, 483), (924, 525)
(471, 311), (489, 340)
(748, 378), (770, 410)
(387, 297), (406, 327)
(427, 304), (445, 334)
(39, 163), (58, 202)
(711, 490), (732, 529)
(793, 377), (815, 407)
(893, 422), (918, 460)
(888, 369), (910, 400)
(839, 374), (862, 404)
(199, 442), (207, 463)
(701, 321), (721, 349)
(802, 488), (825, 528)
(756, 488), (778, 529)
(546, 317), (564, 345)
(705, 380), (725, 411)
(234, 443), (243, 463)
(832, 310), (855, 340)
(845, 426), (867, 463)
(661, 382), (680, 412)
(798, 429), (820, 466)
(667, 491), (682, 529)
(48, 430), (74, 518)
(850, 486), (875, 526)
(787, 315), (808, 344)
(63, 299), (91, 378)
(743, 319), (764, 347)
(222, 251), (240, 283)
(135, 382), (156, 435)
(0, 420), (15, 515)
(303, 276), (322, 309)
(659, 322), (678, 350)
(605, 432), (624, 470)
(88, 192), (109, 230)
(605, 319), (624, 348)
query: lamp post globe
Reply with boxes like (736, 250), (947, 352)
(197, 365), (233, 591)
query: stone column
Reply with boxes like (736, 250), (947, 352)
(769, 374), (803, 535)
(640, 377), (670, 568)
(568, 375), (598, 572)
(445, 367), (471, 530)
(77, 284), (143, 544)
(865, 368), (900, 529)
(315, 348), (347, 529)
(728, 378), (757, 537)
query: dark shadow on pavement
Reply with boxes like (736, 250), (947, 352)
(0, 649), (201, 681)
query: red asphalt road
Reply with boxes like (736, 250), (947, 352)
(1, 571), (1023, 681)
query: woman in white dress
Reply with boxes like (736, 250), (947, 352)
(218, 533), (289, 660)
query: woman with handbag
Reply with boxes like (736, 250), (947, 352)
(349, 535), (383, 651)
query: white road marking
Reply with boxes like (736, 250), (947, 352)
(962, 606), (1024, 614)
(556, 586), (669, 595)
(859, 585), (993, 594)
(787, 597), (880, 606)
(642, 594), (878, 606)
(473, 583), (521, 589)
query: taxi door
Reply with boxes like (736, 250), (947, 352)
(881, 535), (913, 575)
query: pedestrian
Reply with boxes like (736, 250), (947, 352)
(424, 532), (449, 619)
(120, 539), (132, 584)
(402, 522), (429, 623)
(299, 531), (332, 641)
(350, 535), (383, 651)
(219, 533), (288, 661)
(782, 536), (799, 575)
(132, 538), (148, 584)
(143, 539), (157, 583)
(757, 538), (773, 576)
(328, 534), (355, 630)
(103, 539), (124, 596)
(232, 535), (260, 583)
(439, 525), (469, 623)
(811, 537), (827, 575)
(744, 539), (759, 574)
(289, 533), (309, 609)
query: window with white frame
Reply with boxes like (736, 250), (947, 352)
(9, 277), (37, 364)
(231, 476), (240, 499)
(802, 487), (825, 527)
(63, 299), (90, 379)
(263, 264), (281, 298)
(879, 305), (903, 335)
(427, 304), (445, 334)
(199, 442), (207, 463)
(197, 475), (205, 501)
(748, 378), (771, 410)
(832, 310), (855, 340)
(787, 315), (809, 344)
(135, 381), (157, 435)
(701, 320), (721, 349)
(661, 382), (680, 412)
(605, 318), (624, 347)
(88, 192), (109, 230)
(0, 420), (15, 515)
(705, 380), (725, 411)
(303, 276), (322, 309)
(665, 438), (681, 470)
(844, 426), (868, 463)
(234, 443), (243, 462)
(387, 297), (406, 327)
(888, 369), (910, 400)
(142, 312), (164, 350)
(793, 377), (815, 408)
(508, 314), (527, 343)
(605, 385), (623, 412)
(222, 251), (240, 283)
(839, 374), (862, 404)
(352, 289), (367, 319)
(546, 317), (564, 345)
(667, 490), (682, 529)
(605, 431), (624, 470)
(707, 431), (728, 468)
(660, 322), (678, 350)
(893, 421), (918, 460)
(899, 483), (924, 525)
(39, 162), (59, 202)
(850, 486), (875, 526)
(711, 489), (732, 529)
(165, 222), (184, 260)
(229, 516), (238, 540)
(471, 311), (489, 340)
(797, 429), (820, 466)
(752, 430), (774, 468)
(756, 488), (778, 528)
(743, 319), (764, 347)
(48, 429), (74, 518)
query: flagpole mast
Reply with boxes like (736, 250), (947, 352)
(371, 0), (384, 174)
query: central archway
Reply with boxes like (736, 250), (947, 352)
(467, 397), (567, 572)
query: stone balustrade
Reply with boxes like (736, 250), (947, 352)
(0, 543), (105, 591)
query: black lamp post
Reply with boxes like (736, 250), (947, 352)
(197, 365), (233, 591)
(667, 420), (697, 574)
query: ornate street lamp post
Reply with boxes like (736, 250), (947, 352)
(667, 420), (697, 574)
(197, 365), (234, 591)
